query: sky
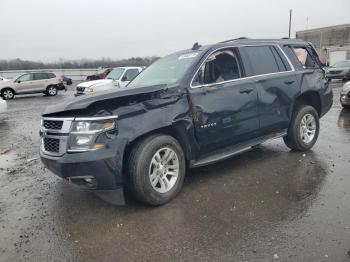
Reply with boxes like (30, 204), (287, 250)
(1, 0), (349, 62)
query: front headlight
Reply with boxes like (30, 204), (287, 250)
(68, 116), (117, 152)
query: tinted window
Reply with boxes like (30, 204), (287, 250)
(47, 73), (56, 79)
(270, 47), (288, 71)
(33, 73), (48, 80)
(123, 69), (140, 81)
(245, 46), (280, 75)
(192, 48), (242, 86)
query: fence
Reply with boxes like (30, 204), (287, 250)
(0, 68), (100, 81)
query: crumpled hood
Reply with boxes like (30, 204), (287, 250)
(77, 79), (113, 88)
(42, 84), (175, 116)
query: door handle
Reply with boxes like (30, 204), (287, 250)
(284, 80), (295, 85)
(239, 88), (254, 94)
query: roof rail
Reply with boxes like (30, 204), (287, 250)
(219, 37), (249, 43)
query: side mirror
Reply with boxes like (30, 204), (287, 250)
(16, 80), (21, 83)
(121, 76), (128, 81)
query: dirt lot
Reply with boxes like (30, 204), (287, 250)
(0, 83), (349, 262)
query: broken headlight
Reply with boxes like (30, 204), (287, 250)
(67, 116), (117, 152)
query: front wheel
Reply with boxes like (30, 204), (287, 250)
(283, 105), (319, 151)
(1, 88), (15, 100)
(128, 135), (186, 206)
(46, 86), (57, 96)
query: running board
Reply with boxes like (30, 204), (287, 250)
(190, 129), (287, 168)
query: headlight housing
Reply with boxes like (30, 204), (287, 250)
(67, 116), (117, 152)
(86, 87), (95, 93)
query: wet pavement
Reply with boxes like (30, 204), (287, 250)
(0, 83), (349, 261)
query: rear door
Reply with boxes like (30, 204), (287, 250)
(239, 45), (298, 136)
(32, 73), (48, 91)
(189, 47), (259, 154)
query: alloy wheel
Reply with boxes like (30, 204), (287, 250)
(149, 147), (179, 193)
(300, 113), (316, 144)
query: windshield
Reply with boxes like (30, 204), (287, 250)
(128, 52), (199, 88)
(106, 68), (125, 80)
(332, 60), (350, 68)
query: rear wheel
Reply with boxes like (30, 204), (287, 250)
(128, 135), (186, 206)
(284, 105), (319, 151)
(46, 86), (57, 96)
(1, 88), (15, 100)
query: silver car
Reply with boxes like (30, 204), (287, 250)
(325, 60), (350, 82)
(0, 72), (64, 100)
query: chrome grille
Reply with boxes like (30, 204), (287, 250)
(43, 120), (63, 130)
(44, 137), (60, 153)
(41, 117), (74, 156)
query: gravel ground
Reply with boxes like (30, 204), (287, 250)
(0, 82), (349, 262)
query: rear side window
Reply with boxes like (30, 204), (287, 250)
(47, 73), (56, 79)
(244, 46), (285, 75)
(290, 47), (319, 68)
(33, 73), (48, 80)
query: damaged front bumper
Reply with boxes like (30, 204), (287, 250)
(40, 139), (127, 205)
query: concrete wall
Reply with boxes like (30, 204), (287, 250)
(296, 24), (350, 64)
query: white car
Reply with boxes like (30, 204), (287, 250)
(0, 76), (9, 82)
(0, 98), (7, 121)
(76, 67), (143, 95)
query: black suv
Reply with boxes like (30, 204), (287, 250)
(40, 38), (333, 205)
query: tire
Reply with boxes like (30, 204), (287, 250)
(283, 105), (320, 151)
(1, 88), (15, 100)
(128, 134), (186, 206)
(46, 86), (57, 96)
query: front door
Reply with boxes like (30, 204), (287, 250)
(189, 48), (259, 154)
(14, 73), (36, 93)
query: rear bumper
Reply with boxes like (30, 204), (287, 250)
(40, 138), (128, 205)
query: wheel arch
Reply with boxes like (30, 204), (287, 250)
(122, 121), (197, 173)
(1, 86), (16, 94)
(292, 91), (322, 117)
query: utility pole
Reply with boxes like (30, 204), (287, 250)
(288, 9), (292, 38)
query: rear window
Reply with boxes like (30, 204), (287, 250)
(244, 46), (287, 75)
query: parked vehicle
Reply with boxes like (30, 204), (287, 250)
(0, 76), (9, 82)
(86, 68), (112, 81)
(325, 60), (350, 82)
(0, 72), (65, 100)
(76, 67), (143, 95)
(62, 76), (72, 86)
(0, 97), (7, 121)
(340, 81), (350, 109)
(40, 38), (332, 206)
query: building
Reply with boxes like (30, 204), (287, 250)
(296, 24), (350, 65)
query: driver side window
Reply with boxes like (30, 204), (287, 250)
(17, 74), (33, 82)
(192, 48), (242, 87)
